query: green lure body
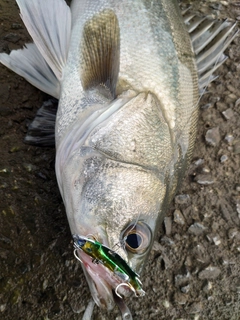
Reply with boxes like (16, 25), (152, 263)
(73, 235), (144, 296)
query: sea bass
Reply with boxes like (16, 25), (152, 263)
(0, 0), (237, 319)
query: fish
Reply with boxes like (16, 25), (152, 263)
(0, 0), (237, 319)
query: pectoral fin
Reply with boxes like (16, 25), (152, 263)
(81, 9), (120, 96)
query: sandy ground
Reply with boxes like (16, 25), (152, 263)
(0, 1), (239, 319)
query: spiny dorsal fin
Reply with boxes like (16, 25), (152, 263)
(81, 9), (120, 97)
(182, 8), (238, 91)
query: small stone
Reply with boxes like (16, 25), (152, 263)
(236, 202), (240, 217)
(201, 166), (210, 173)
(207, 234), (221, 246)
(164, 217), (172, 235)
(160, 236), (175, 246)
(194, 158), (204, 166)
(175, 194), (191, 205)
(233, 140), (240, 154)
(235, 98), (240, 107)
(228, 228), (240, 240)
(175, 269), (190, 286)
(189, 302), (203, 314)
(42, 279), (48, 291)
(222, 108), (234, 120)
(201, 103), (213, 110)
(188, 223), (206, 235)
(194, 174), (215, 185)
(163, 300), (170, 309)
(205, 127), (221, 146)
(0, 304), (7, 312)
(174, 292), (188, 305)
(11, 23), (23, 30)
(0, 168), (11, 176)
(173, 209), (185, 225)
(203, 281), (213, 293)
(224, 134), (234, 145)
(236, 184), (240, 192)
(220, 155), (228, 163)
(9, 146), (20, 153)
(4, 33), (21, 43)
(181, 284), (190, 293)
(23, 163), (37, 172)
(152, 241), (164, 252)
(198, 266), (221, 280)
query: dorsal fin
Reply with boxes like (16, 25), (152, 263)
(182, 8), (238, 91)
(81, 9), (120, 97)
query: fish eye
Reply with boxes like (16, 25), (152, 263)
(122, 222), (151, 254)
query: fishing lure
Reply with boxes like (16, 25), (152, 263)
(73, 234), (145, 298)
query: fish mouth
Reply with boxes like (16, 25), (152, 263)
(76, 249), (136, 311)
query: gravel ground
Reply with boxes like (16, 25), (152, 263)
(0, 1), (240, 319)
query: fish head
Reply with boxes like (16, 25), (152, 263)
(56, 92), (173, 311)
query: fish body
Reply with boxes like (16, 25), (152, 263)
(0, 0), (236, 318)
(55, 0), (199, 311)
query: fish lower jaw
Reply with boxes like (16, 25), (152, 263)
(78, 250), (133, 310)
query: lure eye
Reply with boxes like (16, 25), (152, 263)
(122, 222), (151, 254)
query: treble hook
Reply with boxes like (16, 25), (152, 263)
(73, 248), (83, 263)
(115, 283), (136, 298)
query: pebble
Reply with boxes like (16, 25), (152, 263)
(175, 194), (191, 205)
(160, 236), (175, 246)
(175, 270), (190, 286)
(188, 223), (207, 235)
(236, 203), (240, 217)
(0, 304), (6, 312)
(173, 209), (185, 225)
(11, 23), (23, 30)
(194, 158), (204, 166)
(228, 228), (240, 240)
(152, 241), (164, 252)
(205, 127), (221, 146)
(164, 217), (172, 235)
(4, 33), (21, 43)
(233, 140), (240, 154)
(203, 281), (213, 293)
(224, 134), (234, 145)
(162, 300), (170, 309)
(236, 184), (240, 192)
(42, 279), (48, 291)
(174, 292), (188, 305)
(235, 97), (240, 107)
(194, 174), (215, 185)
(0, 168), (11, 176)
(181, 284), (190, 293)
(222, 108), (234, 120)
(189, 302), (203, 314)
(9, 146), (20, 153)
(207, 234), (221, 246)
(198, 266), (221, 280)
(220, 155), (228, 163)
(201, 103), (213, 110)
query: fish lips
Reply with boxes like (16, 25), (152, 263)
(76, 249), (134, 310)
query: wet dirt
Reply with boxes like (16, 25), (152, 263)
(0, 1), (239, 319)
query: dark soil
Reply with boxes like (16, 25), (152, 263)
(0, 1), (239, 319)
